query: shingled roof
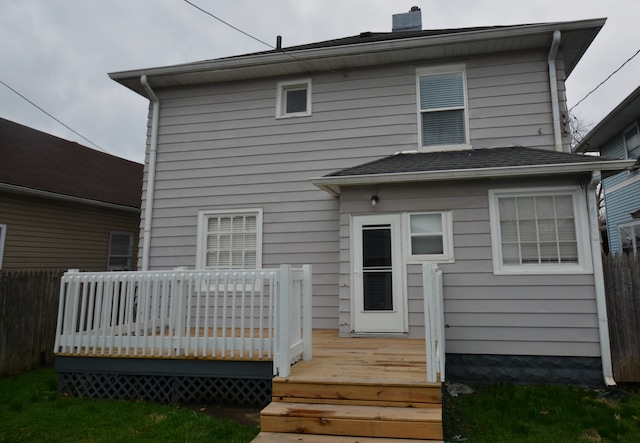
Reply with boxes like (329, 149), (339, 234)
(0, 117), (143, 209)
(326, 146), (613, 177)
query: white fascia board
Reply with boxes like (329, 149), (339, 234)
(310, 159), (636, 196)
(0, 183), (141, 213)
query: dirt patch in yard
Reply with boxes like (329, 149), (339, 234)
(184, 404), (261, 427)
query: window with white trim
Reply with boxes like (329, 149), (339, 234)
(624, 124), (640, 160)
(406, 212), (454, 262)
(196, 209), (262, 270)
(489, 188), (592, 274)
(0, 224), (6, 269)
(276, 79), (312, 118)
(108, 231), (135, 271)
(619, 220), (640, 255)
(417, 67), (468, 148)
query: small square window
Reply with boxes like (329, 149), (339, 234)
(406, 212), (454, 262)
(277, 79), (312, 118)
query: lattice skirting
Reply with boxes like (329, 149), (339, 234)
(58, 372), (272, 407)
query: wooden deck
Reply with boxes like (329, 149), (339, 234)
(255, 330), (444, 442)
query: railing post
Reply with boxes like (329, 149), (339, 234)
(276, 264), (291, 377)
(435, 267), (445, 381)
(302, 265), (313, 361)
(423, 263), (437, 383)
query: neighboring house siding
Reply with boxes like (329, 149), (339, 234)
(0, 192), (139, 271)
(141, 50), (565, 330)
(604, 179), (640, 252)
(339, 176), (600, 357)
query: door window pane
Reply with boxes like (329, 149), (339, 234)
(363, 272), (393, 311)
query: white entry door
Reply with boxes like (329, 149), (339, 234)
(352, 214), (406, 333)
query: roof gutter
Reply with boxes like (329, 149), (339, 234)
(548, 30), (563, 152)
(311, 159), (636, 196)
(0, 182), (140, 213)
(140, 75), (160, 271)
(587, 171), (616, 386)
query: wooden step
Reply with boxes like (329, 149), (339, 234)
(272, 379), (441, 407)
(260, 402), (443, 440)
(251, 431), (445, 442)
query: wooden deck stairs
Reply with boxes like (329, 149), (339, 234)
(252, 330), (444, 442)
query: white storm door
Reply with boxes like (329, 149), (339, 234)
(352, 214), (406, 333)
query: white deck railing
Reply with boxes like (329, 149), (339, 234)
(423, 263), (445, 383)
(54, 265), (312, 377)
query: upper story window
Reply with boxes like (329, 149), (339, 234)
(108, 231), (135, 271)
(276, 79), (312, 118)
(624, 124), (640, 161)
(196, 209), (262, 270)
(488, 188), (592, 274)
(417, 66), (469, 149)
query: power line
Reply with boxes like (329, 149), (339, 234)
(570, 47), (640, 112)
(182, 0), (348, 77)
(0, 79), (108, 153)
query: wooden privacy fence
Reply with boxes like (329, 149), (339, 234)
(0, 271), (63, 376)
(602, 253), (640, 383)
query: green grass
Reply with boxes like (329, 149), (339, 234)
(444, 383), (640, 442)
(0, 369), (259, 443)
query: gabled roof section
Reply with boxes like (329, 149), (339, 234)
(311, 147), (635, 196)
(0, 117), (143, 210)
(110, 18), (606, 98)
(575, 84), (640, 153)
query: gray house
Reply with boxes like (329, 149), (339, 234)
(105, 15), (635, 388)
(575, 85), (640, 254)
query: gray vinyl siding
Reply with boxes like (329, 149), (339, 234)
(140, 49), (568, 331)
(0, 192), (139, 271)
(338, 176), (600, 358)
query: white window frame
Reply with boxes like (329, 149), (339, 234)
(0, 224), (6, 269)
(276, 78), (312, 118)
(416, 64), (470, 151)
(196, 208), (263, 270)
(618, 219), (640, 255)
(107, 231), (135, 271)
(623, 123), (640, 161)
(488, 187), (592, 275)
(404, 212), (454, 263)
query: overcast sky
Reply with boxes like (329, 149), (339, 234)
(2, 0), (639, 164)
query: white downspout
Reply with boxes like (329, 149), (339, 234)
(587, 171), (616, 386)
(140, 75), (159, 271)
(548, 30), (563, 152)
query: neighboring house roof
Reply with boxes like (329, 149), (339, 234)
(0, 117), (143, 210)
(574, 85), (640, 153)
(312, 146), (635, 196)
(110, 18), (605, 98)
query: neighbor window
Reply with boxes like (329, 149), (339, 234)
(276, 79), (312, 118)
(0, 224), (6, 269)
(489, 188), (591, 274)
(406, 212), (454, 262)
(623, 124), (640, 161)
(619, 220), (640, 255)
(108, 231), (134, 271)
(417, 67), (468, 148)
(196, 209), (262, 270)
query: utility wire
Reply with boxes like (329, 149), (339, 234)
(570, 47), (640, 112)
(182, 0), (348, 77)
(0, 79), (107, 153)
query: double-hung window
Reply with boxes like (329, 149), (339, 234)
(406, 212), (454, 262)
(624, 124), (640, 161)
(417, 66), (468, 148)
(276, 79), (312, 118)
(108, 231), (135, 271)
(196, 209), (262, 270)
(489, 188), (591, 274)
(619, 220), (640, 255)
